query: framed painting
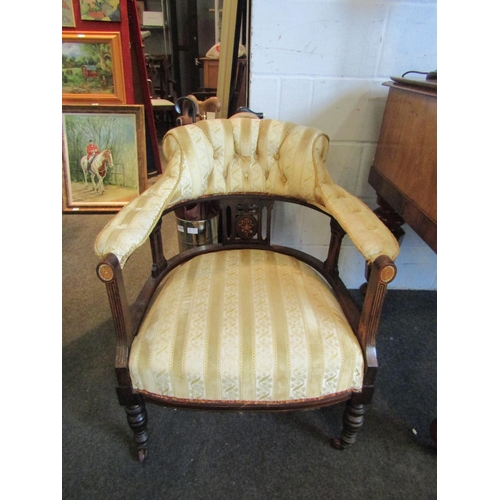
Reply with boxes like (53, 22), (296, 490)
(62, 105), (147, 213)
(62, 0), (76, 27)
(62, 31), (126, 104)
(80, 0), (121, 22)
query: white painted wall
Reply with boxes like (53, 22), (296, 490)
(249, 0), (437, 289)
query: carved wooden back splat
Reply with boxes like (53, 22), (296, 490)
(220, 197), (274, 245)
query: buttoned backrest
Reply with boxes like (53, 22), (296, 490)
(95, 118), (399, 267)
(162, 118), (330, 204)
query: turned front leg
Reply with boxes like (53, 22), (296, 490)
(331, 401), (366, 450)
(125, 397), (149, 462)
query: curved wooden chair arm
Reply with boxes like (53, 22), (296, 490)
(359, 256), (397, 355)
(96, 253), (133, 369)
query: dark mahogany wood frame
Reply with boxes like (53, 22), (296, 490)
(97, 193), (397, 461)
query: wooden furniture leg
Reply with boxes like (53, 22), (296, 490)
(373, 195), (406, 244)
(125, 397), (149, 462)
(331, 402), (366, 449)
(360, 195), (405, 295)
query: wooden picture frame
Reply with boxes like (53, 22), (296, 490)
(62, 105), (147, 213)
(62, 31), (126, 104)
(62, 0), (76, 27)
(79, 0), (121, 22)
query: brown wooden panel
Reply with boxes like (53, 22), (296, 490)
(201, 58), (220, 88)
(372, 84), (436, 225)
(200, 57), (248, 110)
(369, 168), (437, 252)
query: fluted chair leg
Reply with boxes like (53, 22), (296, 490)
(125, 398), (149, 462)
(331, 401), (366, 450)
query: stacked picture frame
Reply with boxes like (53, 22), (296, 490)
(62, 1), (147, 213)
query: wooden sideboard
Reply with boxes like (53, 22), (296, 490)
(369, 80), (437, 252)
(199, 57), (248, 111)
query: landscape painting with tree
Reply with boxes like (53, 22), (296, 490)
(62, 32), (126, 104)
(79, 0), (121, 21)
(62, 105), (146, 212)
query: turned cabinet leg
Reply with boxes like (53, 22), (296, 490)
(331, 401), (366, 450)
(125, 397), (149, 462)
(373, 194), (406, 243)
(360, 195), (405, 295)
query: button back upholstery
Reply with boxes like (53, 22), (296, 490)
(95, 118), (399, 461)
(95, 118), (399, 267)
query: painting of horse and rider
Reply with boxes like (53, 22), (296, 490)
(62, 105), (146, 212)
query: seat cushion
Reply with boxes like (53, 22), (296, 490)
(129, 249), (364, 403)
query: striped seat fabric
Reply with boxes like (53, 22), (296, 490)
(129, 249), (364, 403)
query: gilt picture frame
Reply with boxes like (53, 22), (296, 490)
(62, 105), (147, 213)
(62, 0), (76, 27)
(79, 0), (121, 22)
(62, 31), (126, 104)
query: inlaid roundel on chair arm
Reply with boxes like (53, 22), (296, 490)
(94, 117), (399, 462)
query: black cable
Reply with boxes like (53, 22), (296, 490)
(401, 70), (429, 78)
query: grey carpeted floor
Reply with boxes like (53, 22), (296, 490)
(62, 208), (437, 500)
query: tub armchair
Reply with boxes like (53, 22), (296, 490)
(95, 117), (399, 461)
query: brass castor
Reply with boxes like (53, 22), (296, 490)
(330, 438), (345, 450)
(138, 448), (148, 463)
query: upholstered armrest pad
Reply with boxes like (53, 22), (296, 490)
(94, 160), (183, 266)
(317, 182), (397, 264)
(95, 118), (399, 266)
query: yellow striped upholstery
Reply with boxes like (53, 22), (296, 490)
(95, 118), (399, 268)
(129, 249), (364, 402)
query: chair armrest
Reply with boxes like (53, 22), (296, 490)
(317, 181), (399, 263)
(275, 119), (399, 264)
(94, 128), (216, 267)
(356, 254), (397, 400)
(94, 164), (183, 268)
(95, 172), (399, 269)
(96, 253), (133, 372)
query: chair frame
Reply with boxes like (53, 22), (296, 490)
(97, 192), (396, 462)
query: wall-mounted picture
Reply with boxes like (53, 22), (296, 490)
(62, 31), (126, 104)
(62, 105), (147, 213)
(80, 0), (121, 22)
(62, 0), (76, 27)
